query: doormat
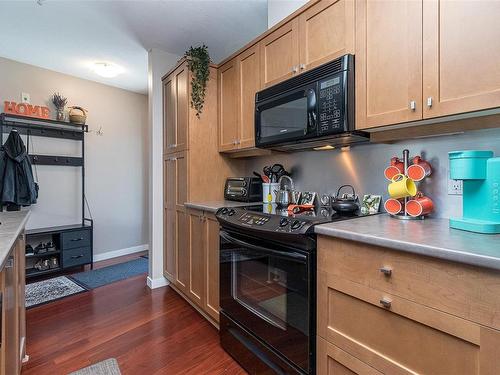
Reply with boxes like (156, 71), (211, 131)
(69, 358), (121, 375)
(26, 276), (88, 308)
(68, 258), (148, 289)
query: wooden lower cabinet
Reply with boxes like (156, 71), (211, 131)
(1, 235), (26, 375)
(317, 236), (500, 375)
(168, 209), (220, 325)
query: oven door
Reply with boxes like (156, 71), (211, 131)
(255, 82), (318, 148)
(220, 229), (313, 373)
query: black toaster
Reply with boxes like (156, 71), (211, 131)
(224, 177), (262, 202)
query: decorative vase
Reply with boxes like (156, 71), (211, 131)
(56, 109), (65, 121)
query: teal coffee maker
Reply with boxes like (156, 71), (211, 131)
(449, 150), (500, 234)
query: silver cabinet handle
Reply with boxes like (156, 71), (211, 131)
(292, 66), (298, 73)
(71, 254), (84, 259)
(70, 237), (84, 242)
(299, 64), (306, 70)
(237, 139), (241, 145)
(379, 297), (392, 309)
(379, 266), (392, 276)
(427, 97), (433, 107)
(410, 100), (416, 111)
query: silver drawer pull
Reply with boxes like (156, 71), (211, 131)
(70, 237), (84, 242)
(71, 255), (84, 259)
(379, 297), (392, 309)
(379, 266), (392, 276)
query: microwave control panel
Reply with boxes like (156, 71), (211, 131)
(318, 75), (344, 135)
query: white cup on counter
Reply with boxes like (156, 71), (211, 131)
(262, 183), (280, 203)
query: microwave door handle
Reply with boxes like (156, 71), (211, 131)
(220, 231), (306, 262)
(306, 89), (317, 129)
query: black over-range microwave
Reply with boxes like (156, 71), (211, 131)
(255, 54), (369, 151)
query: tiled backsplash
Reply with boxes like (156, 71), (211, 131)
(245, 127), (500, 219)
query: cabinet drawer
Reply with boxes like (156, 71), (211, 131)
(61, 230), (91, 250)
(318, 236), (500, 330)
(62, 247), (91, 268)
(317, 270), (495, 375)
(317, 336), (382, 375)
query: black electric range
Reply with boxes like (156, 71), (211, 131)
(216, 204), (377, 375)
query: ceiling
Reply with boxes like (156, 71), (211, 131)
(0, 0), (268, 94)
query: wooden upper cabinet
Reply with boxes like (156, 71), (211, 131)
(238, 44), (261, 149)
(355, 0), (423, 129)
(260, 19), (300, 88)
(423, 0), (500, 119)
(218, 59), (240, 151)
(164, 65), (188, 154)
(298, 0), (355, 72)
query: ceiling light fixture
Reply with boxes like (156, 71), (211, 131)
(93, 62), (123, 78)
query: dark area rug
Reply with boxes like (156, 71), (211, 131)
(26, 276), (88, 308)
(69, 257), (148, 289)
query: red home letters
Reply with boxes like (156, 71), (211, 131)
(4, 101), (50, 119)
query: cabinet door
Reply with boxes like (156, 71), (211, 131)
(174, 65), (189, 153)
(238, 45), (261, 149)
(423, 0), (500, 118)
(1, 254), (20, 375)
(260, 19), (300, 88)
(175, 152), (188, 211)
(163, 208), (176, 282)
(163, 75), (176, 154)
(355, 0), (422, 129)
(175, 210), (189, 294)
(188, 210), (206, 308)
(204, 214), (220, 322)
(298, 0), (355, 72)
(218, 59), (240, 152)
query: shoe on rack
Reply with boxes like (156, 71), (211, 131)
(45, 241), (56, 252)
(25, 244), (34, 256)
(49, 257), (59, 269)
(34, 243), (45, 254)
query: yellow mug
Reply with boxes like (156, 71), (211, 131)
(388, 174), (417, 199)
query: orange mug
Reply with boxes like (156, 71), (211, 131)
(384, 157), (405, 181)
(405, 192), (434, 217)
(384, 198), (404, 215)
(407, 156), (432, 181)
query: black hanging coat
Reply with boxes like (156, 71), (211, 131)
(0, 131), (38, 206)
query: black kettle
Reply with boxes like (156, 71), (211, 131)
(331, 185), (359, 213)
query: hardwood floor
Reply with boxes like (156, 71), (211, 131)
(22, 255), (246, 374)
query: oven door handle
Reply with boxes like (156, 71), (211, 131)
(220, 231), (307, 262)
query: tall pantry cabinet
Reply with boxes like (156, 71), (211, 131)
(162, 59), (242, 323)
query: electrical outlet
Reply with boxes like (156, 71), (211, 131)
(448, 178), (463, 195)
(21, 92), (30, 103)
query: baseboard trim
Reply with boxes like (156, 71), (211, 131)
(147, 276), (169, 289)
(93, 244), (148, 262)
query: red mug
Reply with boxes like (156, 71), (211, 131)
(405, 192), (434, 217)
(384, 157), (405, 181)
(407, 156), (432, 181)
(384, 198), (404, 215)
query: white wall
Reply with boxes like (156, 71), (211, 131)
(147, 48), (181, 289)
(0, 56), (149, 258)
(268, 0), (308, 28)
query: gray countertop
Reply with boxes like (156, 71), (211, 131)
(315, 214), (500, 271)
(0, 210), (30, 270)
(185, 201), (256, 213)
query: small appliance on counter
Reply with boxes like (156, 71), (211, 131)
(224, 177), (262, 202)
(449, 150), (500, 234)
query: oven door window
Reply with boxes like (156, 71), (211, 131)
(232, 250), (307, 335)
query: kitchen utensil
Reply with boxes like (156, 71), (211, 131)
(274, 176), (294, 207)
(384, 157), (405, 180)
(387, 174), (417, 199)
(331, 185), (359, 213)
(407, 156), (432, 181)
(271, 164), (286, 182)
(384, 198), (404, 215)
(405, 192), (434, 217)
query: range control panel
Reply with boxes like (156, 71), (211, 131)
(317, 74), (344, 135)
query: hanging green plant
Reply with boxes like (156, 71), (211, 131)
(184, 45), (211, 118)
